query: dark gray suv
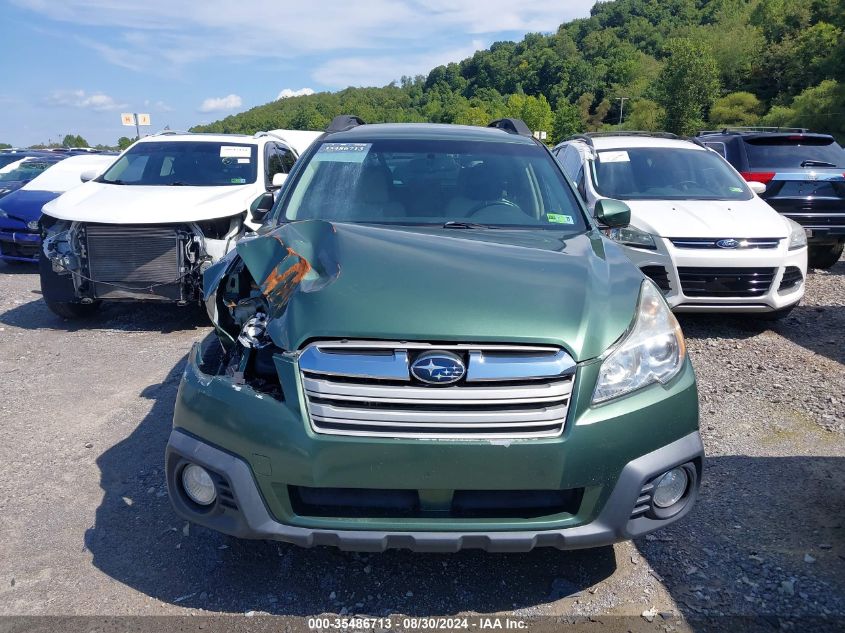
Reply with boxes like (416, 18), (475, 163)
(696, 128), (845, 268)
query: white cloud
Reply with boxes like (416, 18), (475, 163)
(313, 41), (486, 88)
(277, 88), (316, 100)
(46, 89), (127, 111)
(14, 1), (595, 85)
(198, 94), (243, 113)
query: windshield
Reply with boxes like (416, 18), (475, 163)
(279, 138), (586, 230)
(591, 147), (752, 201)
(99, 141), (257, 186)
(0, 157), (57, 182)
(744, 136), (845, 168)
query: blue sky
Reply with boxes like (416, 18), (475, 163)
(0, 0), (596, 147)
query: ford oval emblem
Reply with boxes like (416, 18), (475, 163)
(716, 238), (740, 249)
(410, 351), (466, 385)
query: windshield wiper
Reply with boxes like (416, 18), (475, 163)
(100, 178), (127, 185)
(800, 160), (837, 168)
(442, 221), (494, 229)
(167, 181), (186, 186)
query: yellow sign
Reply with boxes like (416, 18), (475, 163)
(121, 113), (136, 126)
(136, 113), (151, 126)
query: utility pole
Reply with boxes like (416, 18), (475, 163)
(617, 97), (629, 125)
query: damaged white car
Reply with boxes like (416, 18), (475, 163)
(38, 130), (321, 318)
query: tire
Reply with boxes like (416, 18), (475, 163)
(754, 305), (796, 321)
(39, 251), (101, 319)
(808, 241), (844, 269)
(44, 298), (101, 319)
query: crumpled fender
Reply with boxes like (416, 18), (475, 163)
(203, 220), (340, 348)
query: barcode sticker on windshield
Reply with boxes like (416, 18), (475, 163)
(315, 143), (372, 163)
(547, 213), (574, 224)
(220, 146), (251, 158)
(237, 158), (251, 164)
(598, 151), (630, 163)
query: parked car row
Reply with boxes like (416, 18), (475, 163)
(2, 117), (841, 554)
(551, 130), (818, 319)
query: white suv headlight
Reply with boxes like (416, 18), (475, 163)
(593, 281), (686, 404)
(787, 219), (807, 251)
(606, 225), (656, 250)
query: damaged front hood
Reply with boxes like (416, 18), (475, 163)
(214, 221), (644, 362)
(42, 181), (256, 224)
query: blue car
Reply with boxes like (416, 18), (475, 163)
(0, 154), (116, 263)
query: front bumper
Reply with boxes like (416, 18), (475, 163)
(166, 339), (703, 552)
(0, 229), (40, 263)
(623, 239), (807, 313)
(166, 428), (703, 552)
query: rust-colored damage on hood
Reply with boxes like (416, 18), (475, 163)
(261, 245), (312, 304)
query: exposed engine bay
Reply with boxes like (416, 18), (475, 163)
(41, 213), (246, 303)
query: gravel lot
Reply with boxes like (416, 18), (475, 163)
(0, 256), (842, 632)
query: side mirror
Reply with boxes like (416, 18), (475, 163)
(271, 172), (287, 189)
(250, 192), (275, 223)
(595, 198), (631, 228)
(80, 169), (98, 183)
(748, 181), (766, 195)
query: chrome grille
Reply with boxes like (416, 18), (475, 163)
(669, 237), (782, 249)
(298, 341), (575, 439)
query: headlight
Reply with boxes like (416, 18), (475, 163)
(593, 281), (686, 404)
(787, 219), (807, 251)
(606, 225), (656, 250)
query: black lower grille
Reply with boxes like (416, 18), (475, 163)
(678, 267), (776, 297)
(779, 266), (803, 292)
(641, 265), (671, 293)
(85, 224), (184, 300)
(288, 486), (583, 519)
(783, 214), (845, 228)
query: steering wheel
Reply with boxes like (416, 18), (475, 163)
(677, 180), (699, 191)
(467, 199), (520, 217)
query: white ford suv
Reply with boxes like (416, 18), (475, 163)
(553, 133), (808, 318)
(39, 130), (321, 318)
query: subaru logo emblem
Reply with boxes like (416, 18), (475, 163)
(410, 351), (466, 385)
(716, 239), (739, 249)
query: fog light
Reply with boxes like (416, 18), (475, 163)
(181, 464), (217, 506)
(653, 467), (688, 508)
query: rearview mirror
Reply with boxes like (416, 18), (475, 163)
(595, 198), (631, 228)
(80, 170), (98, 183)
(250, 192), (275, 223)
(271, 173), (287, 189)
(748, 181), (766, 195)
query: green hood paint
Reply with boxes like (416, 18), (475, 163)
(211, 220), (643, 361)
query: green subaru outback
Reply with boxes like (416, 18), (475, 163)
(165, 116), (703, 552)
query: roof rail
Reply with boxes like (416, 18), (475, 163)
(696, 126), (810, 136)
(565, 131), (680, 147)
(154, 130), (193, 136)
(253, 131), (289, 142)
(488, 118), (533, 137)
(326, 115), (366, 133)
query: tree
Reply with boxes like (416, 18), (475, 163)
(0, 143), (11, 149)
(62, 134), (89, 148)
(654, 38), (720, 135)
(552, 101), (582, 142)
(505, 93), (553, 135)
(710, 92), (763, 126)
(624, 99), (665, 131)
(117, 137), (134, 150)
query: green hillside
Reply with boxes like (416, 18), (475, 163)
(192, 0), (845, 142)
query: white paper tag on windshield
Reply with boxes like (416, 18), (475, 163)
(237, 158), (251, 164)
(598, 151), (630, 163)
(220, 146), (251, 158)
(315, 142), (372, 163)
